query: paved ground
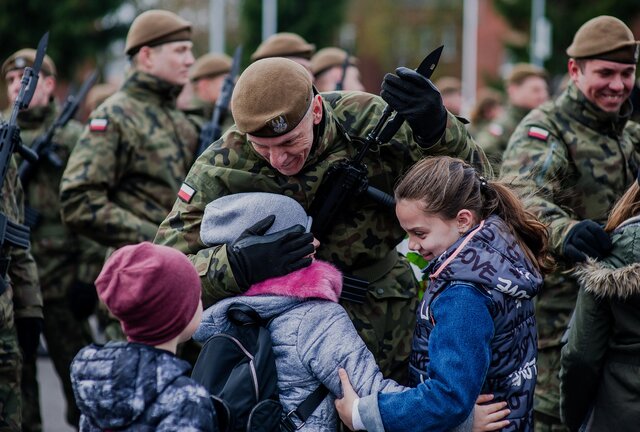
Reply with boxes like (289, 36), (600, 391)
(38, 356), (75, 432)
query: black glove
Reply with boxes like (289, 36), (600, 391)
(16, 317), (43, 360)
(563, 220), (613, 263)
(380, 67), (447, 146)
(227, 215), (315, 290)
(68, 281), (98, 321)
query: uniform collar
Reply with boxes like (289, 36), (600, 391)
(560, 82), (632, 136)
(122, 70), (184, 107)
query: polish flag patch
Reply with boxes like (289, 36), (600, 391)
(527, 126), (550, 141)
(178, 183), (196, 203)
(89, 118), (108, 132)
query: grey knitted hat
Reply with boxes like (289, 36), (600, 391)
(200, 192), (312, 246)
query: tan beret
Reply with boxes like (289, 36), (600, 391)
(506, 63), (548, 86)
(2, 49), (56, 77)
(311, 47), (358, 76)
(190, 53), (232, 81)
(567, 15), (640, 64)
(125, 9), (192, 56)
(86, 83), (119, 111)
(434, 76), (461, 95)
(251, 32), (315, 62)
(232, 58), (313, 137)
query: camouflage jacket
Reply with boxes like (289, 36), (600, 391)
(0, 151), (42, 320)
(60, 71), (200, 248)
(476, 104), (529, 175)
(501, 82), (640, 347)
(154, 90), (489, 306)
(15, 102), (106, 300)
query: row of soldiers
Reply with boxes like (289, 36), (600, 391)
(0, 12), (368, 431)
(0, 8), (638, 432)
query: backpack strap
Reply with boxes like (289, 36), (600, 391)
(227, 303), (264, 326)
(281, 384), (330, 431)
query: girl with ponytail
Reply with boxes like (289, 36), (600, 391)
(337, 156), (552, 432)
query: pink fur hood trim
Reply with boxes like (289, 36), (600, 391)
(245, 260), (343, 302)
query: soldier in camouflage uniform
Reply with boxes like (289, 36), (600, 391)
(251, 32), (316, 78)
(476, 63), (548, 174)
(154, 57), (490, 383)
(189, 53), (232, 118)
(2, 49), (107, 430)
(0, 121), (43, 431)
(60, 9), (198, 249)
(500, 16), (640, 431)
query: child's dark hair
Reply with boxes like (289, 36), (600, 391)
(605, 180), (640, 232)
(395, 156), (553, 273)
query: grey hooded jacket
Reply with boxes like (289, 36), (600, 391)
(194, 260), (405, 431)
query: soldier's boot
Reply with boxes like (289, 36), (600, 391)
(20, 352), (41, 432)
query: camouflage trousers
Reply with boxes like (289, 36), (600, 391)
(0, 317), (21, 432)
(342, 262), (418, 384)
(22, 298), (93, 431)
(534, 346), (569, 432)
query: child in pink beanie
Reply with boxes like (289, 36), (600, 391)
(70, 242), (216, 431)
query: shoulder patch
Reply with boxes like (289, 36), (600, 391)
(527, 126), (549, 141)
(178, 183), (196, 203)
(488, 123), (503, 137)
(89, 118), (108, 132)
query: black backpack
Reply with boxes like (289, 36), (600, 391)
(191, 303), (328, 432)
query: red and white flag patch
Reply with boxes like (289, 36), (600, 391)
(89, 118), (108, 132)
(178, 183), (196, 203)
(527, 126), (549, 141)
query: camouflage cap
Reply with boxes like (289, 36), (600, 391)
(2, 48), (56, 77)
(506, 63), (548, 86)
(311, 47), (359, 77)
(567, 15), (640, 64)
(250, 32), (316, 62)
(125, 9), (192, 56)
(189, 53), (232, 82)
(231, 57), (313, 137)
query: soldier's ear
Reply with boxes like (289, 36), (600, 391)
(567, 58), (581, 82)
(311, 95), (323, 125)
(136, 46), (156, 71)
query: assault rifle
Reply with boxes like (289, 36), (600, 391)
(308, 46), (443, 241)
(18, 70), (97, 228)
(19, 70), (97, 188)
(0, 32), (48, 293)
(196, 45), (243, 156)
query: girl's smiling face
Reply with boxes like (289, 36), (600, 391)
(396, 199), (475, 260)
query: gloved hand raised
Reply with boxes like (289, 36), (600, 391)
(563, 219), (612, 263)
(227, 215), (315, 290)
(381, 67), (447, 146)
